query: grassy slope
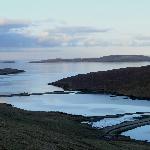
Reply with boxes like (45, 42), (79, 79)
(0, 104), (150, 150)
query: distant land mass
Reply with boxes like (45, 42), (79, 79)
(30, 55), (150, 63)
(0, 68), (25, 75)
(50, 65), (150, 100)
(0, 61), (15, 63)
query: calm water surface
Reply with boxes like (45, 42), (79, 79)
(121, 125), (150, 142)
(1, 61), (150, 116)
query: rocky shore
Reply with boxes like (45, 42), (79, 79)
(0, 91), (74, 97)
(50, 65), (150, 100)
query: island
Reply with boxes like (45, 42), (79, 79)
(49, 65), (150, 100)
(0, 60), (15, 63)
(30, 55), (150, 63)
(0, 68), (25, 75)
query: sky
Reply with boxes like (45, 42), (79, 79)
(0, 0), (150, 60)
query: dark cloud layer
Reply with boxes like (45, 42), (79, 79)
(0, 33), (38, 48)
(0, 19), (36, 48)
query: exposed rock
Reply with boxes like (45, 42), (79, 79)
(0, 68), (25, 75)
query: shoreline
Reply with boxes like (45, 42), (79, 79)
(0, 90), (148, 101)
(1, 90), (149, 101)
(1, 103), (150, 149)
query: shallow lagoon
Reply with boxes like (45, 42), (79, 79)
(2, 93), (150, 116)
(82, 114), (142, 128)
(122, 125), (150, 142)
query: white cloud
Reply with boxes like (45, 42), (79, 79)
(2, 18), (150, 48)
(129, 35), (150, 47)
(1, 18), (112, 48)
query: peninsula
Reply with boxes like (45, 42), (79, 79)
(50, 65), (150, 100)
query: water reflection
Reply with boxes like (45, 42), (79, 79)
(4, 94), (150, 116)
(1, 61), (150, 116)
